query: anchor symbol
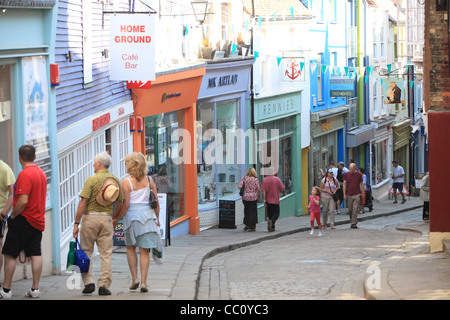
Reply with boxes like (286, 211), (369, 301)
(285, 59), (302, 80)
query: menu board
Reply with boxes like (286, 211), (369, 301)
(219, 199), (236, 229)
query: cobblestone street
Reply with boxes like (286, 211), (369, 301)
(198, 208), (428, 300)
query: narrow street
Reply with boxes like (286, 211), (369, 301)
(198, 208), (425, 300)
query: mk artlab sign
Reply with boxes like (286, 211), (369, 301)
(109, 14), (156, 81)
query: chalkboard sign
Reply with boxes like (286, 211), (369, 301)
(219, 200), (237, 229)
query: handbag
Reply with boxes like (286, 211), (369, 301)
(328, 178), (339, 202)
(239, 179), (245, 197)
(151, 232), (165, 266)
(75, 238), (90, 273)
(148, 176), (158, 209)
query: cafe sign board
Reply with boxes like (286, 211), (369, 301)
(109, 14), (156, 81)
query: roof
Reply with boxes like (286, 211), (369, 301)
(242, 0), (312, 19)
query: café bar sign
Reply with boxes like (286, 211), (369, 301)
(109, 14), (155, 81)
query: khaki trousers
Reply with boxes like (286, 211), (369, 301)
(80, 215), (113, 288)
(347, 194), (361, 225)
(321, 197), (335, 227)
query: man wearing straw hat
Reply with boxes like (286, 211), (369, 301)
(73, 152), (123, 296)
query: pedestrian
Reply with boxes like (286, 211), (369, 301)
(320, 169), (339, 229)
(359, 168), (367, 214)
(307, 186), (322, 236)
(0, 145), (47, 299)
(334, 162), (347, 214)
(114, 152), (160, 293)
(261, 167), (285, 232)
(72, 152), (124, 296)
(392, 160), (406, 204)
(0, 160), (15, 279)
(343, 163), (365, 229)
(420, 172), (429, 221)
(238, 167), (260, 232)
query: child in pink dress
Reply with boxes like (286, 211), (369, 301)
(307, 187), (322, 236)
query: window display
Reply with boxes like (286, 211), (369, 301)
(371, 139), (388, 185)
(0, 64), (14, 169)
(145, 110), (185, 222)
(197, 98), (243, 210)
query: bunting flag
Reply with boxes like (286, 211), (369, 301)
(344, 67), (349, 76)
(387, 63), (392, 74)
(410, 81), (414, 89)
(300, 61), (305, 72)
(231, 44), (237, 55)
(245, 20), (248, 32)
(258, 16), (262, 29)
(365, 75), (369, 84)
(277, 56), (282, 66)
(273, 12), (277, 23)
(290, 7), (294, 20)
(321, 65), (327, 74)
(254, 51), (259, 61)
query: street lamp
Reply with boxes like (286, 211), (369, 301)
(191, 0), (209, 25)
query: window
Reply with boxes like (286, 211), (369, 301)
(257, 116), (295, 197)
(373, 80), (379, 117)
(318, 54), (323, 101)
(221, 3), (232, 40)
(0, 64), (14, 169)
(371, 139), (389, 186)
(145, 110), (186, 222)
(196, 99), (243, 211)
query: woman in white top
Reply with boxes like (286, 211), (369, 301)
(320, 169), (340, 229)
(115, 152), (160, 292)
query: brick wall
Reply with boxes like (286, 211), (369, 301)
(424, 1), (450, 111)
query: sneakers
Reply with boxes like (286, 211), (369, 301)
(401, 199), (406, 204)
(310, 228), (314, 235)
(0, 287), (12, 299)
(25, 289), (40, 298)
(318, 230), (323, 237)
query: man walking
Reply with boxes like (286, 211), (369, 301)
(73, 152), (123, 296)
(0, 159), (15, 279)
(392, 160), (406, 204)
(0, 145), (47, 299)
(261, 167), (285, 232)
(343, 163), (365, 229)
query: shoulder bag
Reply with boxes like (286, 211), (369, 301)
(148, 176), (158, 209)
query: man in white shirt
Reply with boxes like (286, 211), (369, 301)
(392, 160), (406, 204)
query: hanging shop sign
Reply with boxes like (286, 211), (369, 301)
(109, 14), (156, 81)
(330, 74), (355, 97)
(281, 58), (305, 82)
(383, 78), (405, 105)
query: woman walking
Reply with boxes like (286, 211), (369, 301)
(114, 152), (160, 292)
(238, 167), (260, 232)
(320, 169), (339, 229)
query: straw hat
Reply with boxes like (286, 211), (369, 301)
(95, 177), (120, 207)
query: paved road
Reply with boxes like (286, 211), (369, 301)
(198, 208), (424, 300)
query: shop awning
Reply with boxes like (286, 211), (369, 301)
(346, 124), (376, 148)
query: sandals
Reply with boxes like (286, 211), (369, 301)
(130, 279), (139, 290)
(140, 283), (148, 293)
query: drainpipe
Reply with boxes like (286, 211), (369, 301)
(356, 0), (365, 166)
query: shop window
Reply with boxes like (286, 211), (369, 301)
(196, 99), (243, 210)
(145, 110), (186, 222)
(371, 139), (388, 185)
(257, 116), (295, 198)
(0, 64), (14, 169)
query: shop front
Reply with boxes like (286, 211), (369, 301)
(369, 115), (395, 200)
(0, 1), (59, 276)
(253, 92), (303, 220)
(393, 119), (412, 189)
(310, 105), (349, 188)
(131, 64), (206, 237)
(195, 57), (253, 228)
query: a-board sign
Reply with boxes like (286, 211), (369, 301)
(113, 193), (167, 246)
(219, 199), (237, 229)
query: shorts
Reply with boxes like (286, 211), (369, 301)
(392, 182), (403, 191)
(2, 215), (42, 259)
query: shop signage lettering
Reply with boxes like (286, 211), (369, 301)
(260, 98), (295, 117)
(161, 92), (181, 102)
(207, 74), (238, 89)
(92, 113), (111, 131)
(110, 14), (155, 81)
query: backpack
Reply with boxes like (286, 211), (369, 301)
(336, 168), (343, 183)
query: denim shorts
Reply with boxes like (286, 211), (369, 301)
(1, 215), (42, 259)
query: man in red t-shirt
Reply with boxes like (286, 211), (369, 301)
(0, 145), (47, 299)
(343, 163), (365, 229)
(261, 167), (285, 232)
